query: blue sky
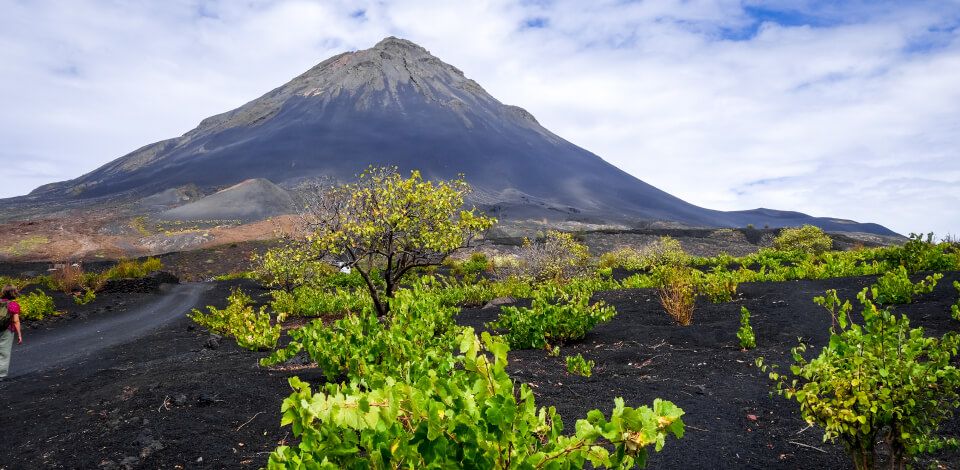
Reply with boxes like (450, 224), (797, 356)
(1, 0), (959, 236)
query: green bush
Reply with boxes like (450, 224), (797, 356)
(268, 331), (684, 469)
(0, 275), (31, 290)
(760, 289), (960, 469)
(448, 252), (490, 277)
(599, 237), (688, 272)
(74, 289), (96, 305)
(17, 290), (59, 321)
(103, 257), (163, 280)
(566, 353), (594, 377)
(263, 286), (462, 383)
(270, 285), (372, 318)
(737, 307), (755, 350)
(697, 269), (739, 303)
(251, 240), (332, 292)
(952, 281), (960, 321)
(189, 288), (280, 351)
(870, 266), (941, 305)
(882, 233), (960, 273)
(773, 225), (833, 255)
(212, 271), (255, 281)
(488, 287), (616, 350)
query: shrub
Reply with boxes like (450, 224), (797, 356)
(640, 236), (689, 268)
(510, 230), (590, 281)
(566, 353), (594, 377)
(18, 290), (59, 321)
(448, 251), (490, 278)
(883, 233), (960, 273)
(269, 331), (684, 469)
(103, 257), (162, 280)
(597, 246), (644, 270)
(0, 275), (31, 290)
(212, 271), (255, 281)
(773, 225), (833, 255)
(488, 288), (616, 350)
(269, 286), (372, 319)
(189, 288), (280, 351)
(252, 240), (331, 292)
(263, 286), (462, 383)
(737, 307), (756, 350)
(760, 289), (960, 469)
(870, 266), (941, 305)
(952, 281), (960, 321)
(600, 237), (688, 272)
(657, 267), (696, 326)
(74, 289), (96, 305)
(697, 269), (739, 303)
(51, 263), (86, 293)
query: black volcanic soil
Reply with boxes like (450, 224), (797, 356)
(3, 274), (960, 469)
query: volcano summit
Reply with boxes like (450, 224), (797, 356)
(13, 37), (893, 236)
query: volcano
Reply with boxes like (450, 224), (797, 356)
(17, 37), (894, 235)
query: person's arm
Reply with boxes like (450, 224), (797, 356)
(12, 313), (21, 344)
(10, 301), (22, 344)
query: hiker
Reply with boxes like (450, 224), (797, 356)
(0, 285), (23, 379)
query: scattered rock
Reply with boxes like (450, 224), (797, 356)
(173, 394), (188, 406)
(99, 459), (119, 470)
(203, 334), (222, 350)
(196, 393), (219, 407)
(119, 456), (139, 469)
(482, 296), (516, 309)
(282, 351), (312, 366)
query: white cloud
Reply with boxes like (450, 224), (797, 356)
(0, 0), (958, 236)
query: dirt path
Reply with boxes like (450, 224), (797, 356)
(7, 282), (211, 378)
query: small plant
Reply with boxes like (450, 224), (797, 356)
(454, 252), (490, 277)
(212, 271), (255, 281)
(951, 281), (960, 321)
(566, 353), (594, 377)
(658, 266), (696, 326)
(488, 288), (616, 349)
(18, 290), (59, 321)
(773, 225), (833, 255)
(698, 269), (738, 303)
(189, 288), (280, 351)
(871, 266), (941, 305)
(759, 289), (960, 469)
(74, 289), (96, 305)
(736, 306), (755, 350)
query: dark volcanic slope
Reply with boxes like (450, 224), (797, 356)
(18, 37), (893, 235)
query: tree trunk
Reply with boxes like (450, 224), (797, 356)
(848, 438), (875, 470)
(357, 267), (388, 317)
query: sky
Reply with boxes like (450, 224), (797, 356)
(1, 0), (959, 236)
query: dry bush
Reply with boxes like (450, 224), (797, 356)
(52, 263), (86, 293)
(506, 231), (589, 281)
(658, 267), (696, 326)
